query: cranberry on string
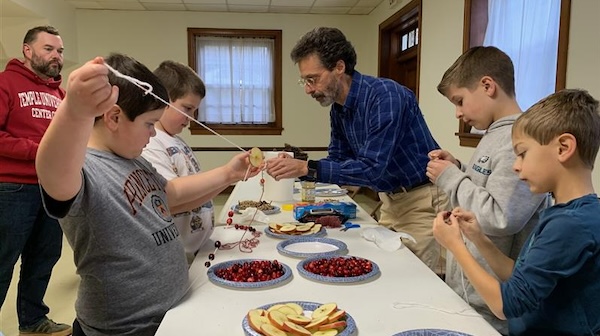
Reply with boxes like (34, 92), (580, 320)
(204, 170), (267, 267)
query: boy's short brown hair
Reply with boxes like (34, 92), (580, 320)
(437, 46), (515, 98)
(153, 60), (205, 102)
(513, 89), (600, 169)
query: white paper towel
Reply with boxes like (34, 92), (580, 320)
(262, 151), (295, 202)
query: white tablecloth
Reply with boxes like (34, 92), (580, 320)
(156, 180), (500, 336)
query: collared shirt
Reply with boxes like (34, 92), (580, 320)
(317, 71), (439, 193)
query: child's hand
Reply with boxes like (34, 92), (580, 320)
(428, 149), (457, 163)
(63, 57), (118, 119)
(226, 152), (261, 181)
(433, 211), (464, 251)
(451, 208), (484, 242)
(426, 158), (455, 183)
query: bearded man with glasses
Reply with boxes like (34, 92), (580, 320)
(267, 27), (448, 275)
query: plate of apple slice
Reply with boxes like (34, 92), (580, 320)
(243, 301), (357, 336)
(277, 237), (348, 259)
(297, 255), (380, 284)
(265, 222), (327, 239)
(207, 259), (292, 289)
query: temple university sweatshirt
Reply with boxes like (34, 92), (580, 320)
(0, 59), (65, 184)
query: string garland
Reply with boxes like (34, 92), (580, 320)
(392, 302), (481, 318)
(105, 62), (245, 152)
(105, 62), (271, 296)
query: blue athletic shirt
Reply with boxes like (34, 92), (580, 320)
(501, 193), (600, 335)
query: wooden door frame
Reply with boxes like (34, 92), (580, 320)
(378, 0), (422, 99)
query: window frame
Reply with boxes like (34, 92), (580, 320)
(457, 0), (571, 147)
(187, 28), (283, 135)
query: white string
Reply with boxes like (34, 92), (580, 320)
(104, 62), (245, 152)
(392, 302), (481, 318)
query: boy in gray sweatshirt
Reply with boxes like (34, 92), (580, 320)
(425, 46), (550, 334)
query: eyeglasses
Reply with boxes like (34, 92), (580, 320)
(297, 76), (319, 88)
(297, 70), (327, 88)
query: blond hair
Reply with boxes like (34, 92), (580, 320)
(513, 89), (600, 169)
(438, 46), (515, 97)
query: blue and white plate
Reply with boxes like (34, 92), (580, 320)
(242, 301), (357, 336)
(207, 259), (292, 289)
(393, 329), (473, 336)
(315, 188), (349, 197)
(297, 255), (380, 284)
(232, 204), (281, 215)
(277, 237), (348, 258)
(264, 225), (327, 239)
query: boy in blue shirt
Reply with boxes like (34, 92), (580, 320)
(433, 89), (600, 335)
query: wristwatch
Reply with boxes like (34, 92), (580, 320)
(300, 160), (318, 181)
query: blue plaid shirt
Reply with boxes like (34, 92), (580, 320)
(317, 71), (440, 192)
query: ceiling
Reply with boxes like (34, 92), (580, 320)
(64, 0), (386, 15)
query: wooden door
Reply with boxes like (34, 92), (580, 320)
(379, 0), (421, 98)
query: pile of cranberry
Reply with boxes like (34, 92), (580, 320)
(303, 256), (373, 278)
(214, 260), (285, 283)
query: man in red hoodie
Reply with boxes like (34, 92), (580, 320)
(0, 26), (71, 336)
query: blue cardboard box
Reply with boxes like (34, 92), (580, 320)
(293, 201), (357, 221)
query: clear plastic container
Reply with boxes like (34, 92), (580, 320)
(300, 180), (316, 203)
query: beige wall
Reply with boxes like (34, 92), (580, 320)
(1, 0), (598, 189)
(0, 0), (79, 68)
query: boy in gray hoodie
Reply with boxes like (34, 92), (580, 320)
(425, 46), (550, 334)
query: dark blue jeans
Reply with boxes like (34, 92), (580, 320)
(0, 183), (63, 328)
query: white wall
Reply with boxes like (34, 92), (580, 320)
(0, 0), (79, 69)
(74, 10), (377, 167)
(2, 0), (598, 189)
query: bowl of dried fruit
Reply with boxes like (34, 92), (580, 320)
(297, 255), (380, 284)
(207, 259), (292, 289)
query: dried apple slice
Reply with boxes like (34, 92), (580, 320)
(276, 305), (297, 316)
(279, 224), (297, 233)
(283, 321), (312, 336)
(261, 323), (288, 336)
(318, 321), (347, 331)
(313, 330), (339, 336)
(248, 314), (270, 333)
(304, 316), (328, 330)
(311, 303), (337, 320)
(267, 303), (286, 312)
(249, 147), (264, 167)
(327, 310), (346, 323)
(267, 310), (288, 330)
(287, 314), (311, 326)
(285, 302), (304, 315)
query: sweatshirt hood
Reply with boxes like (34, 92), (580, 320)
(5, 58), (62, 88)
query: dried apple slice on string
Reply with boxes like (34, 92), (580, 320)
(249, 147), (264, 167)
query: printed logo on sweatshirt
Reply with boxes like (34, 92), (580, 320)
(18, 91), (62, 108)
(151, 195), (172, 222)
(472, 163), (491, 176)
(123, 168), (166, 216)
(18, 91), (63, 120)
(151, 222), (180, 246)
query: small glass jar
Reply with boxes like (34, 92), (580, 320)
(300, 180), (316, 203)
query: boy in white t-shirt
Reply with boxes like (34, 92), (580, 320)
(142, 60), (217, 264)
